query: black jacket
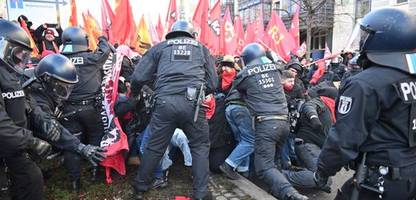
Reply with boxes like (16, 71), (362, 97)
(130, 37), (217, 97)
(0, 65), (34, 157)
(62, 38), (111, 101)
(233, 61), (288, 116)
(318, 66), (416, 177)
(296, 97), (333, 148)
(26, 79), (81, 152)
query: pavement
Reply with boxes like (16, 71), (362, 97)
(212, 169), (353, 200)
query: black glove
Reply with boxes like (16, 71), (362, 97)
(28, 137), (52, 159)
(42, 119), (61, 142)
(310, 115), (322, 131)
(98, 36), (108, 42)
(77, 144), (107, 167)
(313, 171), (331, 193)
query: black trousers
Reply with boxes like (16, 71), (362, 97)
(60, 104), (104, 180)
(254, 119), (298, 199)
(4, 154), (44, 200)
(336, 176), (416, 200)
(132, 95), (210, 199)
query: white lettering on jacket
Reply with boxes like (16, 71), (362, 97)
(2, 90), (25, 99)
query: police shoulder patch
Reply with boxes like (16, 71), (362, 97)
(338, 95), (352, 114)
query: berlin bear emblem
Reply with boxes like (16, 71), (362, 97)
(338, 95), (352, 114)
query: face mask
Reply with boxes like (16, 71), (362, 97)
(283, 83), (294, 92)
(221, 68), (236, 91)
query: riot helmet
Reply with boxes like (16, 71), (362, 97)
(346, 8), (416, 73)
(0, 19), (32, 72)
(35, 54), (78, 101)
(241, 43), (271, 66)
(165, 20), (195, 40)
(61, 27), (89, 53)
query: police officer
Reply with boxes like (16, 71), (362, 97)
(315, 8), (416, 199)
(23, 54), (106, 169)
(130, 20), (217, 200)
(60, 27), (111, 191)
(0, 19), (52, 200)
(233, 43), (308, 200)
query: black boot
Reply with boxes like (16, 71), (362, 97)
(219, 163), (240, 180)
(71, 179), (81, 193)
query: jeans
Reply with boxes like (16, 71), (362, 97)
(224, 104), (255, 172)
(280, 134), (297, 169)
(294, 142), (321, 172)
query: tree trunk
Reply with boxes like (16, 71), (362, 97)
(306, 14), (312, 59)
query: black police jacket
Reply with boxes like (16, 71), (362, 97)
(26, 81), (81, 152)
(0, 65), (33, 157)
(233, 61), (288, 116)
(62, 38), (111, 101)
(130, 36), (217, 97)
(318, 66), (416, 177)
(296, 97), (333, 148)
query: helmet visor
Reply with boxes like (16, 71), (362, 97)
(0, 38), (31, 68)
(344, 21), (374, 53)
(47, 79), (74, 100)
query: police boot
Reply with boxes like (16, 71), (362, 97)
(71, 179), (81, 193)
(285, 192), (309, 200)
(219, 162), (240, 180)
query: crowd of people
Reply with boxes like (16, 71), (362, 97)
(2, 7), (416, 200)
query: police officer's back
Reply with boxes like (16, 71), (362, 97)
(131, 20), (217, 200)
(233, 43), (308, 200)
(59, 27), (111, 192)
(315, 8), (416, 199)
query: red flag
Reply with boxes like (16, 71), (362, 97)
(101, 0), (115, 41)
(68, 0), (78, 26)
(166, 0), (177, 32)
(234, 15), (245, 55)
(206, 0), (221, 55)
(265, 11), (296, 62)
(220, 6), (237, 55)
(245, 22), (256, 44)
(192, 0), (209, 45)
(19, 18), (39, 57)
(310, 59), (326, 85)
(82, 11), (102, 50)
(111, 0), (136, 45)
(156, 14), (165, 41)
(324, 42), (331, 58)
(289, 5), (300, 51)
(255, 8), (265, 39)
(296, 41), (307, 57)
(148, 19), (161, 45)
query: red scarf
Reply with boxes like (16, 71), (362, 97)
(320, 96), (336, 123)
(221, 69), (236, 91)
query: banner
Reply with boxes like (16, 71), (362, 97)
(99, 51), (129, 184)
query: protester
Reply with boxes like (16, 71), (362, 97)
(34, 23), (63, 57)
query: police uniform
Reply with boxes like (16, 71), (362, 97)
(0, 65), (44, 200)
(130, 34), (217, 199)
(315, 8), (416, 200)
(318, 67), (416, 199)
(60, 38), (111, 182)
(233, 59), (305, 199)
